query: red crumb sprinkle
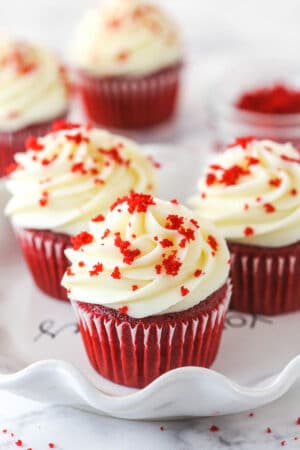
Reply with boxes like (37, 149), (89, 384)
(147, 155), (161, 169)
(295, 437), (299, 440)
(25, 135), (44, 151)
(291, 188), (298, 196)
(162, 252), (182, 276)
(78, 261), (85, 267)
(52, 120), (81, 132)
(281, 154), (300, 164)
(159, 239), (173, 248)
(66, 132), (89, 144)
(94, 178), (105, 185)
(249, 412), (254, 417)
(2, 429), (7, 433)
(269, 177), (282, 187)
(101, 228), (110, 239)
(207, 235), (218, 252)
(155, 264), (162, 274)
(206, 173), (217, 186)
(220, 165), (250, 186)
(6, 162), (23, 175)
(39, 197), (48, 207)
(114, 233), (141, 264)
(281, 441), (286, 447)
(170, 198), (178, 204)
(99, 147), (129, 166)
(118, 305), (128, 315)
(11, 433), (14, 436)
(48, 444), (55, 449)
(228, 136), (255, 149)
(296, 417), (300, 425)
(132, 285), (138, 291)
(71, 162), (87, 175)
(89, 262), (103, 276)
(71, 231), (94, 250)
(180, 286), (190, 297)
(160, 426), (166, 431)
(116, 50), (129, 61)
(194, 269), (202, 277)
(201, 192), (207, 199)
(111, 192), (156, 214)
(227, 258), (231, 265)
(15, 440), (22, 447)
(92, 214), (105, 222)
(244, 227), (254, 236)
(190, 218), (200, 229)
(166, 214), (184, 230)
(263, 203), (276, 213)
(256, 196), (262, 202)
(247, 156), (260, 166)
(266, 427), (272, 433)
(111, 266), (121, 279)
(209, 425), (220, 432)
(244, 203), (249, 211)
(66, 267), (75, 276)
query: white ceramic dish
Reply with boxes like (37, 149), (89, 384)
(1, 144), (300, 420)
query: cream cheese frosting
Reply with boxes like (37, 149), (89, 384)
(5, 123), (157, 235)
(62, 194), (230, 318)
(72, 0), (182, 77)
(189, 138), (300, 247)
(0, 37), (69, 132)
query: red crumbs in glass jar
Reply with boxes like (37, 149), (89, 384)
(71, 231), (94, 250)
(236, 83), (300, 114)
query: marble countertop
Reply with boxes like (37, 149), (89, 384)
(1, 1), (300, 449)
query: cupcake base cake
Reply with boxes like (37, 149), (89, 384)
(15, 228), (71, 301)
(229, 241), (300, 315)
(77, 63), (181, 129)
(72, 281), (231, 388)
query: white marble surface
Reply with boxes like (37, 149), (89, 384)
(2, 1), (300, 449)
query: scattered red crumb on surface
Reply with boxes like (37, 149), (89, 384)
(248, 412), (254, 417)
(209, 425), (220, 432)
(25, 135), (44, 151)
(280, 440), (287, 446)
(48, 444), (55, 449)
(291, 188), (298, 196)
(244, 227), (254, 236)
(78, 261), (85, 267)
(6, 162), (22, 175)
(162, 252), (182, 276)
(296, 417), (300, 425)
(294, 437), (299, 440)
(281, 154), (300, 164)
(116, 50), (129, 61)
(155, 264), (162, 274)
(114, 233), (141, 264)
(269, 177), (282, 187)
(201, 192), (207, 199)
(228, 136), (255, 149)
(236, 83), (300, 114)
(2, 429), (7, 433)
(66, 267), (75, 276)
(71, 231), (94, 250)
(91, 214), (105, 222)
(15, 440), (22, 447)
(66, 132), (89, 144)
(111, 266), (121, 279)
(89, 262), (103, 276)
(244, 203), (249, 211)
(263, 203), (276, 213)
(147, 155), (161, 169)
(266, 427), (272, 433)
(132, 285), (138, 291)
(160, 426), (166, 431)
(194, 269), (202, 277)
(207, 235), (218, 252)
(165, 214), (184, 230)
(190, 218), (200, 229)
(159, 239), (173, 248)
(170, 198), (178, 204)
(101, 228), (110, 239)
(118, 305), (128, 315)
(11, 433), (14, 437)
(111, 192), (155, 213)
(180, 286), (190, 297)
(206, 173), (217, 186)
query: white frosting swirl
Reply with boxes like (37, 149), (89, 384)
(72, 0), (182, 77)
(62, 196), (230, 318)
(189, 139), (300, 247)
(0, 38), (69, 132)
(5, 125), (157, 235)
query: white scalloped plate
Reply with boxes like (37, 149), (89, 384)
(1, 144), (300, 420)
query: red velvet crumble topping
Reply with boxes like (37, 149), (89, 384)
(25, 136), (44, 151)
(266, 427), (272, 433)
(66, 133), (89, 144)
(244, 227), (254, 236)
(101, 228), (110, 239)
(15, 440), (22, 447)
(291, 188), (298, 196)
(190, 218), (200, 229)
(155, 264), (162, 274)
(66, 267), (75, 276)
(269, 177), (282, 187)
(52, 120), (81, 132)
(162, 252), (182, 276)
(207, 235), (218, 252)
(99, 147), (129, 166)
(118, 305), (128, 314)
(78, 261), (85, 267)
(206, 173), (217, 186)
(228, 136), (255, 149)
(71, 231), (94, 250)
(111, 266), (121, 279)
(170, 198), (178, 204)
(48, 444), (55, 449)
(114, 233), (141, 264)
(159, 239), (173, 248)
(89, 263), (103, 276)
(220, 165), (250, 186)
(147, 155), (161, 169)
(92, 214), (105, 222)
(180, 286), (189, 297)
(165, 214), (184, 230)
(281, 154), (300, 164)
(244, 203), (249, 211)
(209, 425), (220, 432)
(111, 192), (156, 213)
(132, 285), (138, 291)
(263, 203), (276, 213)
(116, 50), (129, 61)
(194, 269), (202, 277)
(296, 417), (300, 425)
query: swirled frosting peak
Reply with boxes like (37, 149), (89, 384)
(72, 0), (182, 77)
(5, 123), (157, 235)
(62, 194), (230, 318)
(189, 138), (300, 247)
(0, 37), (69, 131)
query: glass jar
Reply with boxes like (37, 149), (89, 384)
(209, 60), (300, 150)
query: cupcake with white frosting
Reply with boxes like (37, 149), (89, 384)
(62, 193), (231, 388)
(71, 0), (182, 128)
(5, 122), (157, 301)
(189, 137), (300, 315)
(0, 37), (70, 177)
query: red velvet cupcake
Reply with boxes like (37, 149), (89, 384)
(5, 124), (157, 301)
(189, 137), (300, 315)
(0, 38), (70, 177)
(62, 194), (231, 388)
(71, 0), (182, 129)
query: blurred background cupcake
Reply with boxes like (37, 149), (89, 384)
(5, 122), (157, 301)
(71, 0), (183, 129)
(189, 137), (300, 315)
(0, 37), (70, 178)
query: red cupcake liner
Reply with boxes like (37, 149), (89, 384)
(71, 280), (231, 388)
(229, 241), (300, 315)
(15, 227), (71, 301)
(76, 63), (182, 129)
(0, 114), (67, 178)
